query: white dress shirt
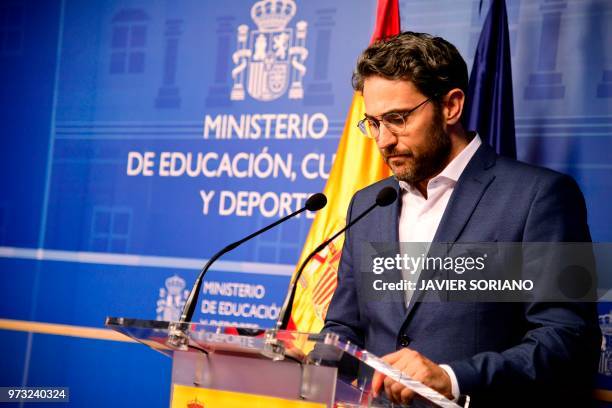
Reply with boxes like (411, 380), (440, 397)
(397, 134), (482, 401)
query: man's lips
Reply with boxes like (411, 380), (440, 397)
(385, 153), (413, 161)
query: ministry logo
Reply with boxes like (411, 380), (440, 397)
(156, 274), (189, 322)
(230, 0), (308, 102)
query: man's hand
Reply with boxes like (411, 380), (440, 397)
(371, 348), (453, 405)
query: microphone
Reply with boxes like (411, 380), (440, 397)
(179, 192), (327, 324)
(275, 186), (398, 330)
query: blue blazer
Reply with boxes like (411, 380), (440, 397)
(323, 143), (600, 407)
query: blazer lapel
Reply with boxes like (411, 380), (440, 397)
(432, 145), (497, 243)
(402, 144), (498, 321)
(370, 179), (407, 325)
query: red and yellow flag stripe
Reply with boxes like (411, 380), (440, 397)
(289, 0), (400, 333)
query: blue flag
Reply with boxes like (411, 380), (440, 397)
(463, 0), (516, 158)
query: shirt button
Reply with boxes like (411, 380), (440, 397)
(399, 334), (411, 347)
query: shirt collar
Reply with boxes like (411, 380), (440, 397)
(398, 134), (482, 192)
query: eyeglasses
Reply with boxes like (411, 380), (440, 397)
(357, 97), (434, 139)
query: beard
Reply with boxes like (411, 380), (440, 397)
(381, 110), (451, 186)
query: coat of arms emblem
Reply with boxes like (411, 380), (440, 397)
(230, 0), (308, 101)
(156, 274), (189, 322)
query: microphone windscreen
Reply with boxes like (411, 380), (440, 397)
(375, 187), (398, 207)
(305, 193), (327, 211)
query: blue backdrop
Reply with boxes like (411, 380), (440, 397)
(1, 0), (611, 406)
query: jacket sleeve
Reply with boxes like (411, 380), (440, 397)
(448, 173), (601, 398)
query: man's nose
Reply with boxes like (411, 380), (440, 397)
(375, 124), (397, 150)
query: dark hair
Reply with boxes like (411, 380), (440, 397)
(352, 31), (468, 99)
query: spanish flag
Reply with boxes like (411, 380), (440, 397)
(288, 0), (400, 333)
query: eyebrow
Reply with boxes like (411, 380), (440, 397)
(364, 107), (413, 119)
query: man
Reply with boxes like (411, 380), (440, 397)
(322, 32), (600, 407)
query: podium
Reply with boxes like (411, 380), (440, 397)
(105, 317), (462, 408)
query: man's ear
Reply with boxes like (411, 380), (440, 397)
(442, 88), (465, 126)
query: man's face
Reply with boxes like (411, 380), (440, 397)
(362, 76), (451, 185)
